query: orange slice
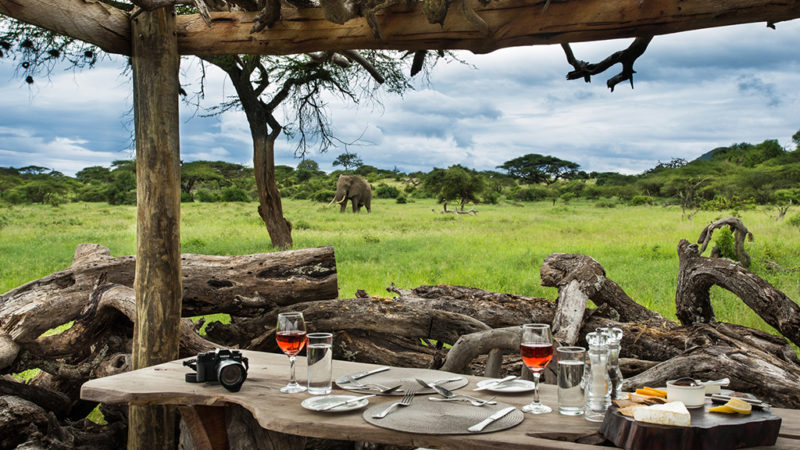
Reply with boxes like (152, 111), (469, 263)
(636, 387), (667, 398)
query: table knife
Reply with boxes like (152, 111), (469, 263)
(320, 394), (376, 411)
(335, 366), (389, 384)
(467, 406), (516, 432)
(473, 375), (517, 391)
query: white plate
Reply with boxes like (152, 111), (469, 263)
(301, 395), (370, 412)
(475, 379), (536, 393)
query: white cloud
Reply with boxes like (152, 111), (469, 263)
(1, 20), (799, 176)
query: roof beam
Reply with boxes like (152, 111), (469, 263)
(2, 0), (799, 57)
(176, 0), (800, 56)
(0, 0), (130, 55)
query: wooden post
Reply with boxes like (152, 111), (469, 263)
(129, 6), (182, 450)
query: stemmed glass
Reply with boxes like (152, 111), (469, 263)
(520, 323), (554, 414)
(276, 312), (307, 393)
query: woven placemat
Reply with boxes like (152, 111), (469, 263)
(335, 367), (468, 396)
(363, 399), (523, 434)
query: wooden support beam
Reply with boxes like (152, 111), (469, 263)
(174, 0), (800, 55)
(0, 0), (129, 55)
(2, 0), (798, 57)
(128, 5), (182, 450)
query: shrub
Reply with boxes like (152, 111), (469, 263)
(483, 191), (500, 204)
(375, 183), (400, 199)
(311, 189), (335, 202)
(559, 192), (576, 203)
(512, 186), (551, 202)
(396, 196), (407, 204)
(630, 195), (653, 206)
(293, 219), (311, 230)
(788, 214), (800, 227)
(77, 184), (109, 202)
(404, 184), (416, 194)
(714, 227), (736, 260)
(220, 187), (250, 202)
(196, 189), (220, 202)
(181, 192), (194, 203)
(595, 198), (617, 208)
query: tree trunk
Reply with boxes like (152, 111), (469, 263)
(130, 7), (182, 449)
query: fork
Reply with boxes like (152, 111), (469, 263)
(372, 387), (417, 418)
(342, 376), (399, 393)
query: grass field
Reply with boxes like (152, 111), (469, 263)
(1, 198), (798, 338)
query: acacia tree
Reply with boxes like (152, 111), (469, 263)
(498, 153), (580, 185)
(333, 152), (364, 172)
(423, 165), (485, 211)
(200, 52), (414, 248)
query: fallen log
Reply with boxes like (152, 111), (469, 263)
(676, 239), (800, 348)
(0, 244), (338, 343)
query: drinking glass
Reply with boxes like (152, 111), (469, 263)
(307, 332), (333, 395)
(520, 323), (554, 414)
(556, 346), (586, 415)
(276, 312), (307, 393)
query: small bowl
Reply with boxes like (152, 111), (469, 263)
(666, 379), (706, 408)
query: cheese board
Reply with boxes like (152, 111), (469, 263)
(599, 399), (782, 450)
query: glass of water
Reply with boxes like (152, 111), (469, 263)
(556, 346), (586, 415)
(307, 332), (333, 395)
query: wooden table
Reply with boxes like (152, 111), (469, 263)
(81, 350), (800, 450)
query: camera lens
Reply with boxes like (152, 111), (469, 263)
(217, 360), (247, 392)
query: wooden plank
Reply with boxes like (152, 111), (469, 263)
(81, 350), (800, 449)
(1, 0), (799, 57)
(129, 6), (182, 450)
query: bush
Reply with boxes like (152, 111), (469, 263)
(396, 196), (407, 204)
(714, 227), (736, 260)
(512, 186), (551, 202)
(77, 184), (109, 202)
(181, 192), (194, 203)
(788, 214), (800, 227)
(375, 183), (400, 199)
(311, 189), (335, 202)
(559, 192), (576, 203)
(404, 184), (416, 194)
(220, 187), (250, 202)
(595, 198), (617, 208)
(482, 191), (499, 204)
(196, 189), (221, 202)
(629, 195), (653, 206)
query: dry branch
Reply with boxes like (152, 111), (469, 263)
(562, 36), (653, 91)
(696, 216), (753, 267)
(675, 239), (800, 348)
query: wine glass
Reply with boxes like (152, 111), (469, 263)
(276, 312), (307, 393)
(520, 323), (554, 414)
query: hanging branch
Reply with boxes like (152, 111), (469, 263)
(562, 36), (653, 92)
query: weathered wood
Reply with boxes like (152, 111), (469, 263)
(541, 253), (664, 323)
(0, 244), (337, 343)
(2, 0), (799, 58)
(551, 279), (589, 346)
(0, 0), (129, 54)
(0, 335), (18, 371)
(0, 395), (50, 448)
(675, 239), (800, 348)
(441, 326), (520, 375)
(130, 6), (182, 450)
(0, 377), (71, 419)
(622, 323), (800, 408)
(600, 404), (781, 450)
(697, 216), (753, 267)
(175, 0), (800, 55)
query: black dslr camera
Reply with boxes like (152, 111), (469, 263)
(183, 349), (249, 392)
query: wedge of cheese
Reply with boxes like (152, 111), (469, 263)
(633, 401), (691, 427)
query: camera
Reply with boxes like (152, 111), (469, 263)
(183, 349), (249, 392)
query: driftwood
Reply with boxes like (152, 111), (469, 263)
(675, 239), (800, 348)
(2, 230), (800, 447)
(697, 216), (754, 267)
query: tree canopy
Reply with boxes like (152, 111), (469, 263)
(498, 153), (580, 185)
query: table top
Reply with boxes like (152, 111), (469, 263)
(80, 350), (800, 450)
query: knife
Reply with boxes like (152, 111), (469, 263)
(320, 394), (375, 411)
(335, 366), (389, 384)
(467, 406), (517, 432)
(710, 394), (770, 410)
(473, 375), (517, 391)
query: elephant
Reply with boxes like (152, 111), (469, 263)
(328, 174), (372, 213)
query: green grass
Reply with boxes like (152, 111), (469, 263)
(2, 199), (799, 339)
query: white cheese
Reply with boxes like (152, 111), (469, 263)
(633, 401), (691, 427)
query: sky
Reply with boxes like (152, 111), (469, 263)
(0, 20), (799, 177)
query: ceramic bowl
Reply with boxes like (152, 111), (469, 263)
(666, 379), (706, 408)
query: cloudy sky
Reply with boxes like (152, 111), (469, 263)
(1, 20), (798, 177)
